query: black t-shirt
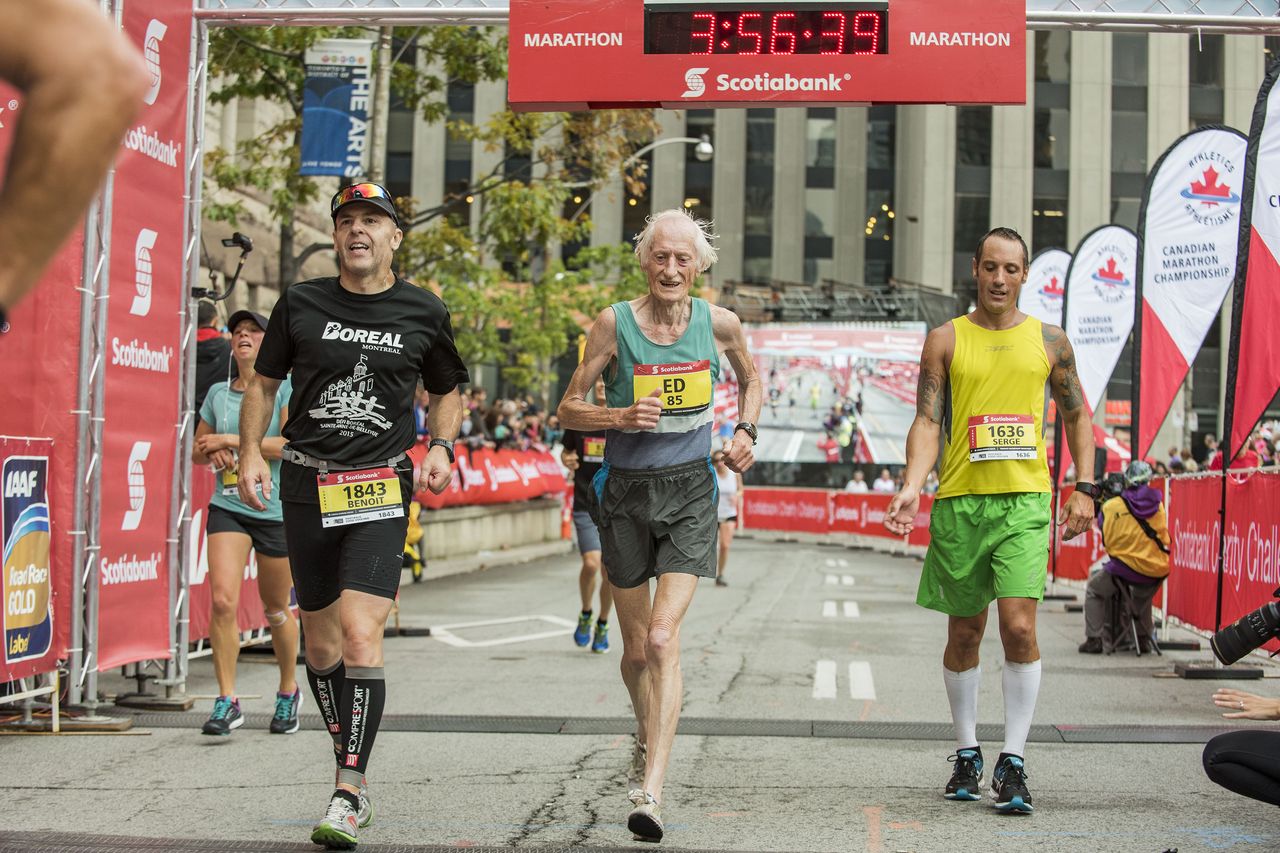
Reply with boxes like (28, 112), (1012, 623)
(562, 428), (608, 507)
(256, 276), (469, 501)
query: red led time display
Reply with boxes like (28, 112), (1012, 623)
(646, 6), (887, 56)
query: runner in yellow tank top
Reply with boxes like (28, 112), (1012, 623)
(884, 228), (1097, 815)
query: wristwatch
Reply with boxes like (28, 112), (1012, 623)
(733, 422), (758, 445)
(428, 438), (455, 463)
(1074, 481), (1101, 499)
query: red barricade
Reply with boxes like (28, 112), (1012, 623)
(742, 487), (831, 534)
(410, 442), (567, 509)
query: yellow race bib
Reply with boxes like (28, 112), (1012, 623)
(582, 436), (607, 463)
(632, 360), (712, 416)
(316, 467), (404, 528)
(967, 414), (1036, 462)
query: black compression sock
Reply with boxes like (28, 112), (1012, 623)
(340, 666), (386, 776)
(306, 659), (347, 766)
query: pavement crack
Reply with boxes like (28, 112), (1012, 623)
(506, 740), (616, 846)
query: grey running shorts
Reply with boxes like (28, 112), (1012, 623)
(591, 457), (718, 589)
(572, 508), (602, 555)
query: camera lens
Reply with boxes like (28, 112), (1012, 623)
(1211, 601), (1280, 665)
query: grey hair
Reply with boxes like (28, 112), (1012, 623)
(633, 208), (719, 273)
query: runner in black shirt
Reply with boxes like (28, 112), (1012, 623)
(561, 381), (613, 655)
(238, 182), (468, 850)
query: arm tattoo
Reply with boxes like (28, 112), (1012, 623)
(1054, 344), (1085, 412)
(917, 367), (945, 423)
(1041, 325), (1063, 345)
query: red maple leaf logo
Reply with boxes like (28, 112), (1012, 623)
(1096, 257), (1125, 283)
(1190, 166), (1232, 201)
(1043, 275), (1064, 296)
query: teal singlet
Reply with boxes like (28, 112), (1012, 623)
(604, 299), (719, 468)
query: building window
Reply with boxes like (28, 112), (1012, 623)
(1031, 197), (1068, 254)
(1111, 34), (1147, 233)
(1035, 31), (1070, 85)
(803, 108), (836, 284)
(955, 107), (991, 167)
(443, 81), (475, 226)
(743, 109), (775, 281)
(864, 105), (895, 284)
(622, 149), (653, 245)
(683, 109), (714, 222)
(1034, 108), (1070, 170)
(1190, 34), (1225, 127)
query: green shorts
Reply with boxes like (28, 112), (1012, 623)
(917, 492), (1051, 616)
(592, 458), (718, 589)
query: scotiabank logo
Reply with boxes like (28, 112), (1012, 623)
(131, 228), (157, 317)
(682, 68), (710, 98)
(142, 19), (167, 106)
(122, 441), (151, 531)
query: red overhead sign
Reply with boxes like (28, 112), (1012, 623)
(508, 0), (1025, 110)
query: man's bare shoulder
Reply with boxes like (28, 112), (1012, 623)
(709, 302), (745, 339)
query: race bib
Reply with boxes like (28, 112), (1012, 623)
(582, 436), (607, 463)
(316, 467), (404, 528)
(633, 360), (712, 416)
(220, 466), (239, 498)
(968, 414), (1036, 462)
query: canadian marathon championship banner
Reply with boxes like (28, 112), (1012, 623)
(1020, 248), (1070, 328)
(301, 38), (374, 177)
(1, 440), (57, 680)
(1134, 126), (1246, 459)
(97, 0), (191, 670)
(1063, 225), (1138, 414)
(1227, 62), (1280, 456)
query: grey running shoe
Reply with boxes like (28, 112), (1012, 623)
(627, 789), (664, 842)
(627, 740), (647, 787)
(311, 793), (359, 849)
(269, 688), (303, 734)
(334, 770), (373, 828)
(200, 696), (243, 736)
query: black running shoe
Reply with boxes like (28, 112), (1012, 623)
(269, 687), (303, 734)
(991, 755), (1034, 814)
(201, 696), (243, 736)
(944, 748), (983, 801)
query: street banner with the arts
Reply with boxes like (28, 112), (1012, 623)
(301, 39), (374, 177)
(1134, 126), (1246, 459)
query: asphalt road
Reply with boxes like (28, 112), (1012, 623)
(5, 536), (1277, 852)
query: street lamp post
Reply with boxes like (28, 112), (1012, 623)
(566, 134), (713, 222)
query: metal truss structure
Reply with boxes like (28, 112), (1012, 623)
(194, 0), (1280, 34)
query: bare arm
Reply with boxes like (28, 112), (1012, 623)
(236, 375), (281, 510)
(1044, 324), (1096, 539)
(885, 324), (952, 534)
(558, 309), (623, 431)
(0, 0), (149, 311)
(711, 306), (763, 473)
(419, 388), (463, 494)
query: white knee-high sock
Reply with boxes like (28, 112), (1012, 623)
(1001, 659), (1042, 759)
(943, 665), (981, 751)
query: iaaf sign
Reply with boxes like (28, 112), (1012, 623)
(508, 0), (1025, 109)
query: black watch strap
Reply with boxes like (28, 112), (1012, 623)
(1075, 481), (1101, 498)
(734, 422), (758, 444)
(428, 438), (455, 463)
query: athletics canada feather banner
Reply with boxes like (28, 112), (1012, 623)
(97, 0), (191, 670)
(1226, 63), (1280, 457)
(1062, 224), (1138, 414)
(301, 39), (374, 177)
(1020, 248), (1070, 328)
(1133, 126), (1247, 460)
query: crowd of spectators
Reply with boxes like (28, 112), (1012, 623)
(1155, 424), (1280, 475)
(414, 386), (564, 452)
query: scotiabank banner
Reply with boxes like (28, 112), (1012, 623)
(97, 0), (191, 670)
(410, 443), (567, 510)
(743, 488), (933, 545)
(831, 491), (934, 547)
(1168, 473), (1280, 651)
(186, 468), (269, 642)
(0, 81), (83, 678)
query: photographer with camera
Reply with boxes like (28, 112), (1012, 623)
(1078, 460), (1169, 654)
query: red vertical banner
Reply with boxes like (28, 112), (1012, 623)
(96, 0), (191, 670)
(0, 81), (83, 675)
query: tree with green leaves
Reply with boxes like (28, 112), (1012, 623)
(205, 25), (658, 402)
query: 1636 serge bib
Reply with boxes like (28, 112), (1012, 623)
(632, 360), (712, 416)
(967, 414), (1036, 462)
(316, 467), (404, 528)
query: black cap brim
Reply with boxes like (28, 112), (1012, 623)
(226, 310), (269, 332)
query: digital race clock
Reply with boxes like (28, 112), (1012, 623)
(644, 2), (888, 56)
(508, 0), (1025, 109)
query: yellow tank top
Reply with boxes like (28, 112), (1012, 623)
(937, 315), (1052, 498)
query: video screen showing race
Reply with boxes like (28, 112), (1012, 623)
(731, 323), (927, 465)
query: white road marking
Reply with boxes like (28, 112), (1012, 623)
(429, 615), (577, 648)
(825, 574), (838, 585)
(849, 661), (876, 700)
(813, 660), (838, 699)
(825, 559), (836, 567)
(837, 558), (848, 567)
(843, 601), (861, 619)
(822, 601), (838, 618)
(782, 430), (804, 463)
(841, 575), (855, 586)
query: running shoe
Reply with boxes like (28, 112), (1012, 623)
(991, 755), (1034, 814)
(591, 621), (610, 654)
(627, 789), (664, 842)
(201, 696), (243, 736)
(334, 770), (373, 828)
(574, 611), (593, 647)
(627, 740), (648, 787)
(715, 577), (728, 587)
(944, 748), (983, 801)
(269, 687), (303, 734)
(311, 793), (359, 849)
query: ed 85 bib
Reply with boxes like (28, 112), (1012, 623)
(632, 360), (712, 416)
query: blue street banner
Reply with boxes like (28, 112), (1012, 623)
(301, 38), (374, 177)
